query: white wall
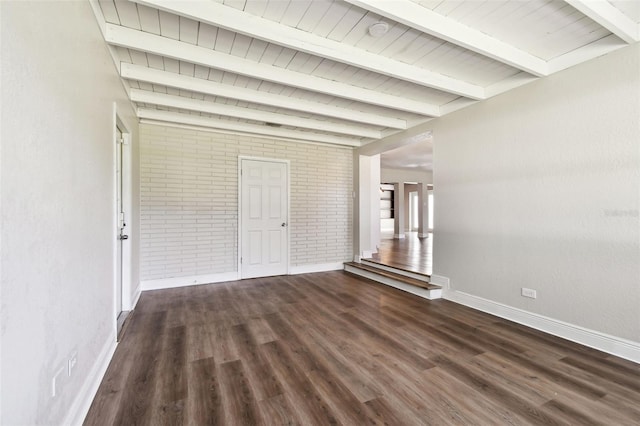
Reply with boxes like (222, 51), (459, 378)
(356, 154), (380, 257)
(139, 124), (353, 284)
(432, 44), (640, 344)
(0, 2), (138, 424)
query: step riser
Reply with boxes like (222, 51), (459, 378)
(360, 259), (430, 282)
(344, 265), (442, 300)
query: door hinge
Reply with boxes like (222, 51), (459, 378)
(240, 257), (243, 264)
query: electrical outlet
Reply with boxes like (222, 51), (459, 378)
(521, 287), (537, 299)
(68, 352), (78, 377)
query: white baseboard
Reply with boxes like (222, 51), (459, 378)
(141, 265), (347, 291)
(290, 262), (344, 275)
(141, 272), (238, 291)
(64, 333), (117, 426)
(444, 289), (640, 363)
(130, 284), (142, 309)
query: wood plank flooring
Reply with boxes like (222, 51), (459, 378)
(370, 232), (433, 276)
(84, 271), (640, 425)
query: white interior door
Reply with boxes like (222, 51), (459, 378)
(240, 159), (288, 279)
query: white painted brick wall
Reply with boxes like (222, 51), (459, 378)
(140, 124), (354, 281)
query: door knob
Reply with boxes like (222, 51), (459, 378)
(119, 234), (129, 240)
(281, 223), (286, 227)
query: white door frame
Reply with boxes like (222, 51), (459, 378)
(238, 156), (290, 279)
(113, 105), (133, 337)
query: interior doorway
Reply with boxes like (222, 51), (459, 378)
(114, 114), (132, 339)
(116, 125), (124, 327)
(239, 157), (290, 279)
(373, 137), (434, 276)
(409, 191), (418, 231)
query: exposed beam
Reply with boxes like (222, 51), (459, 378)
(120, 63), (406, 129)
(358, 126), (433, 156)
(129, 89), (381, 139)
(104, 24), (441, 116)
(133, 0), (484, 99)
(484, 72), (539, 98)
(344, 0), (549, 77)
(136, 108), (362, 147)
(438, 98), (478, 117)
(547, 34), (628, 73)
(139, 119), (354, 149)
(565, 0), (639, 44)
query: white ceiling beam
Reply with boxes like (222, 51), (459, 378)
(484, 72), (540, 98)
(133, 0), (484, 100)
(358, 127), (433, 156)
(345, 0), (549, 78)
(565, 0), (639, 44)
(120, 63), (406, 129)
(139, 119), (354, 149)
(129, 88), (382, 139)
(136, 108), (362, 147)
(104, 24), (441, 116)
(547, 34), (627, 73)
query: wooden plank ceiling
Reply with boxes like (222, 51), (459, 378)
(91, 0), (640, 148)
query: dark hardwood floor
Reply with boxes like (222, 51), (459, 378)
(85, 271), (640, 425)
(370, 231), (433, 276)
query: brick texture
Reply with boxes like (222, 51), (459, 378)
(139, 124), (354, 281)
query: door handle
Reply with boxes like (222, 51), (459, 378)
(119, 234), (129, 240)
(281, 223), (287, 227)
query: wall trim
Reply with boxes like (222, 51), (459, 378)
(64, 333), (117, 426)
(141, 272), (238, 291)
(130, 284), (142, 310)
(444, 289), (640, 363)
(290, 262), (344, 275)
